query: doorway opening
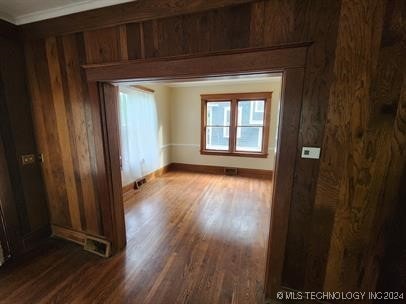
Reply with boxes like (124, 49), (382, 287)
(112, 74), (282, 300)
(85, 45), (308, 298)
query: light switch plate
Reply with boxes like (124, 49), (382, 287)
(301, 147), (321, 159)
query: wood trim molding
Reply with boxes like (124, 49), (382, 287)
(84, 44), (310, 82)
(21, 0), (260, 40)
(265, 68), (305, 297)
(99, 83), (126, 252)
(51, 224), (107, 246)
(52, 225), (87, 245)
(122, 164), (170, 201)
(169, 163), (273, 180)
(91, 45), (308, 297)
(200, 91), (272, 157)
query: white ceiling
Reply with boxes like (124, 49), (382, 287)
(120, 74), (283, 88)
(0, 0), (135, 25)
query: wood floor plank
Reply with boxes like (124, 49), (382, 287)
(0, 172), (272, 304)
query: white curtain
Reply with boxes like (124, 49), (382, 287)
(119, 87), (160, 185)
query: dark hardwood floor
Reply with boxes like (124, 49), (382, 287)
(0, 172), (272, 303)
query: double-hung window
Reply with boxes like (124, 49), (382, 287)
(201, 92), (272, 157)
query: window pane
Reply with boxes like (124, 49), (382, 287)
(206, 126), (229, 150)
(237, 100), (265, 126)
(236, 127), (263, 152)
(207, 101), (231, 126)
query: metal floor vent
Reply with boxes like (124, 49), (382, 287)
(224, 167), (238, 176)
(84, 236), (111, 257)
(136, 177), (147, 189)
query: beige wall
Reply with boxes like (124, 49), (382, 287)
(121, 78), (282, 175)
(169, 79), (281, 170)
(147, 84), (172, 168)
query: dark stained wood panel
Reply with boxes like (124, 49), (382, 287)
(21, 0), (259, 40)
(20, 0), (406, 299)
(142, 4), (252, 58)
(45, 36), (82, 231)
(25, 39), (71, 228)
(0, 135), (19, 256)
(282, 0), (342, 291)
(315, 0), (406, 292)
(126, 23), (144, 59)
(0, 19), (20, 42)
(99, 83), (126, 251)
(0, 20), (50, 256)
(25, 35), (104, 237)
(84, 45), (308, 82)
(59, 34), (101, 235)
(0, 172), (272, 303)
(83, 26), (127, 64)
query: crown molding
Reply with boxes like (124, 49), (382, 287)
(0, 12), (16, 24)
(10, 0), (135, 25)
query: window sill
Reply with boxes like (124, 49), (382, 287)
(200, 150), (268, 158)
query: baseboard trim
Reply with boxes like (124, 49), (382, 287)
(122, 164), (171, 200)
(51, 225), (108, 247)
(169, 163), (273, 179)
(52, 225), (86, 245)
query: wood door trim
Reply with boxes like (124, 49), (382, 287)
(89, 46), (308, 296)
(83, 43), (310, 81)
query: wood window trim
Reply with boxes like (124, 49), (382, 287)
(200, 92), (272, 158)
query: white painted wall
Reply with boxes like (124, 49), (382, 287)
(120, 77), (282, 180)
(169, 79), (281, 170)
(147, 84), (172, 169)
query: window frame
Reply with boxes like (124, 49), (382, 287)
(200, 92), (272, 158)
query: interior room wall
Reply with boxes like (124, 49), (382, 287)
(146, 84), (171, 169)
(119, 83), (171, 186)
(21, 0), (405, 295)
(0, 20), (49, 257)
(169, 78), (281, 170)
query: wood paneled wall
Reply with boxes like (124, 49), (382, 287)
(315, 0), (406, 292)
(25, 35), (102, 236)
(0, 21), (50, 256)
(21, 0), (405, 297)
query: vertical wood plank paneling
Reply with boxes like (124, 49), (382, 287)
(45, 37), (82, 231)
(208, 4), (251, 52)
(118, 25), (128, 60)
(249, 1), (265, 47)
(315, 0), (391, 292)
(25, 40), (71, 227)
(126, 23), (143, 59)
(181, 12), (211, 54)
(263, 0), (295, 45)
(0, 37), (49, 233)
(22, 0), (406, 296)
(143, 20), (160, 58)
(61, 34), (100, 234)
(358, 0), (406, 291)
(83, 26), (123, 64)
(56, 36), (88, 232)
(282, 0), (342, 291)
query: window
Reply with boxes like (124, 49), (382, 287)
(119, 87), (160, 185)
(201, 92), (272, 157)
